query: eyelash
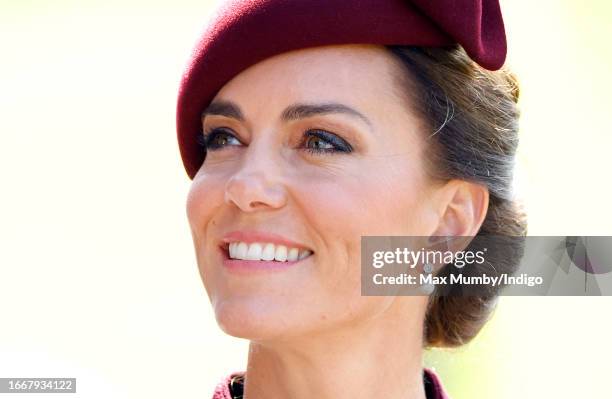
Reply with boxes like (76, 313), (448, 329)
(197, 127), (353, 154)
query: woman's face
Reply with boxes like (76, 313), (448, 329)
(187, 44), (440, 341)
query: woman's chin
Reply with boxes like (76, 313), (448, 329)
(213, 297), (302, 341)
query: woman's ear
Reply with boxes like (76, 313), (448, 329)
(430, 179), (489, 237)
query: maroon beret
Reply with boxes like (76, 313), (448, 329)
(177, 0), (507, 179)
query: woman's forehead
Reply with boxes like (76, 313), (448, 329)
(212, 45), (407, 118)
(217, 46), (398, 96)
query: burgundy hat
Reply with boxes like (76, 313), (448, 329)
(177, 0), (507, 179)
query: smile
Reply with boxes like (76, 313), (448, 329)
(227, 241), (313, 262)
(219, 230), (315, 272)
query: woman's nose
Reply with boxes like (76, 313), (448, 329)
(224, 152), (288, 212)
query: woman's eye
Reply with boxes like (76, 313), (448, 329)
(197, 128), (351, 154)
(302, 129), (353, 154)
(200, 128), (242, 150)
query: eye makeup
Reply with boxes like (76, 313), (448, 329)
(198, 126), (355, 156)
(199, 111), (368, 156)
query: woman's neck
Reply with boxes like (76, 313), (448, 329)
(242, 299), (428, 399)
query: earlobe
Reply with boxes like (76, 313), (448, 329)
(430, 179), (489, 237)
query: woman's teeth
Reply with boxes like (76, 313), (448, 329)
(228, 242), (312, 262)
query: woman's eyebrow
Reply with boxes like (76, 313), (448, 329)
(281, 102), (372, 128)
(202, 100), (372, 129)
(201, 100), (245, 121)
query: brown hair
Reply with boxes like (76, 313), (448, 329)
(386, 45), (528, 347)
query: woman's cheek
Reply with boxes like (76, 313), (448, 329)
(186, 188), (210, 242)
(186, 171), (226, 230)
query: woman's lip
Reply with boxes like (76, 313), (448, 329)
(221, 230), (312, 251)
(218, 245), (310, 274)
